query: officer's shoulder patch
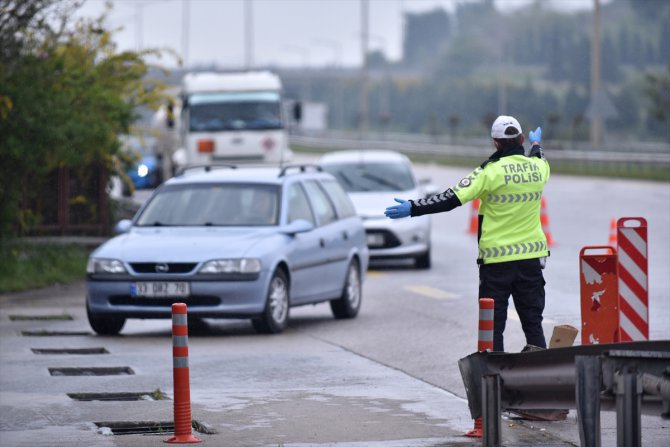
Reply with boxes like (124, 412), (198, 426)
(458, 177), (471, 188)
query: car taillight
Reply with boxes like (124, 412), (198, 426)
(262, 137), (275, 151)
(198, 139), (215, 153)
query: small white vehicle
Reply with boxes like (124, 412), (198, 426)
(320, 150), (434, 269)
(166, 71), (293, 170)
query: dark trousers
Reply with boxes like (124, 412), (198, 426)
(479, 258), (546, 352)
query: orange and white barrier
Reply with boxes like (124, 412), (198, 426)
(579, 246), (619, 344)
(465, 297), (494, 438)
(165, 303), (201, 444)
(580, 217), (650, 345)
(616, 218), (649, 341)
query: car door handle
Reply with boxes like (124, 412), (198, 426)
(319, 238), (325, 248)
(342, 231), (348, 240)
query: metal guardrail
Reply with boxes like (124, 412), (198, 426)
(458, 340), (670, 447)
(289, 134), (670, 166)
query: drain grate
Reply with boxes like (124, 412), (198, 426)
(68, 390), (167, 401)
(22, 330), (91, 336)
(32, 347), (109, 355)
(93, 420), (215, 435)
(10, 314), (73, 321)
(49, 366), (134, 376)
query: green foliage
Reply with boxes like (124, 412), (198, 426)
(0, 242), (90, 293)
(298, 0), (670, 142)
(643, 63), (670, 141)
(402, 8), (452, 68)
(0, 1), (171, 237)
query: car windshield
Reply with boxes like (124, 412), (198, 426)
(322, 161), (416, 192)
(188, 92), (282, 131)
(136, 183), (279, 226)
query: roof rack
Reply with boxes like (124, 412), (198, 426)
(175, 164), (238, 177)
(278, 164), (322, 177)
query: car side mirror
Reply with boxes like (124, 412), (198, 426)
(114, 219), (132, 235)
(282, 219), (314, 235)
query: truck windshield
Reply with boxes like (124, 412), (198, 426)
(188, 92), (282, 132)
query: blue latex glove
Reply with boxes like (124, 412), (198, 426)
(384, 198), (411, 219)
(529, 127), (542, 145)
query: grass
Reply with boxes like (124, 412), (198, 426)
(0, 242), (90, 293)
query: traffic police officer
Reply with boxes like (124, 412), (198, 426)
(384, 115), (550, 352)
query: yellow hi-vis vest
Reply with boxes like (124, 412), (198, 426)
(453, 154), (550, 264)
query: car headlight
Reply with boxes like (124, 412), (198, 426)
(87, 258), (128, 274)
(198, 258), (262, 274)
(137, 164), (149, 177)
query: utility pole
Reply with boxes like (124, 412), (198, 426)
(245, 0), (254, 70)
(590, 0), (603, 147)
(359, 0), (369, 138)
(181, 0), (190, 67)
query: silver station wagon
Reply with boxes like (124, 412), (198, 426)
(86, 165), (369, 335)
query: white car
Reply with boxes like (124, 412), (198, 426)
(320, 150), (434, 269)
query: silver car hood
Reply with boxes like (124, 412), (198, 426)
(93, 227), (278, 262)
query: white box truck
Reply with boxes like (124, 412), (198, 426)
(164, 71), (293, 171)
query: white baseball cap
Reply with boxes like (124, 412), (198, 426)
(491, 115), (522, 139)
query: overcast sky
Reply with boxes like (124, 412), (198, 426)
(74, 0), (599, 69)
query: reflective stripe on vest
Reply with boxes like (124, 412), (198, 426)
(478, 240), (547, 260)
(486, 191), (542, 203)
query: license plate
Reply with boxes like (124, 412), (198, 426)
(367, 233), (385, 247)
(131, 282), (190, 298)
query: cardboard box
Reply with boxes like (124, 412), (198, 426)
(549, 324), (579, 348)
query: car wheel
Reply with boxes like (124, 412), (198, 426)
(86, 301), (125, 335)
(415, 249), (431, 269)
(252, 268), (290, 334)
(330, 259), (362, 319)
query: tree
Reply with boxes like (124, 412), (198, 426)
(644, 63), (670, 141)
(402, 8), (451, 69)
(0, 1), (170, 236)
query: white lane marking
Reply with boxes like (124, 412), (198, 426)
(404, 285), (459, 300)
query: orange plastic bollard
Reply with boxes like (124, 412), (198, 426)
(464, 298), (494, 438)
(165, 303), (202, 444)
(540, 197), (554, 247)
(467, 199), (480, 234)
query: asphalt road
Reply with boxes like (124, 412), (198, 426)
(1, 159), (669, 446)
